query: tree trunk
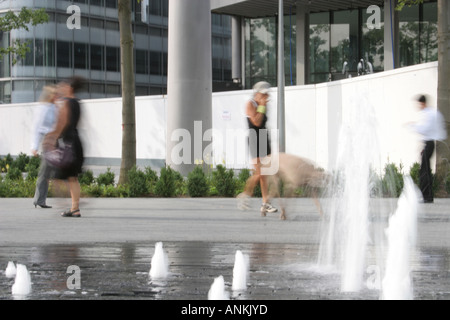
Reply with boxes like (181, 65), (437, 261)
(118, 0), (136, 185)
(436, 0), (450, 193)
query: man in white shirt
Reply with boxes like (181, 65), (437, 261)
(409, 95), (447, 203)
(31, 86), (58, 209)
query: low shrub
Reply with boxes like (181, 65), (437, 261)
(409, 162), (420, 186)
(96, 168), (115, 186)
(78, 169), (95, 185)
(0, 154), (14, 173)
(127, 166), (149, 197)
(12, 152), (30, 172)
(187, 166), (209, 197)
(382, 163), (404, 197)
(144, 166), (159, 194)
(212, 165), (236, 197)
(5, 167), (23, 181)
(0, 179), (35, 197)
(155, 166), (177, 197)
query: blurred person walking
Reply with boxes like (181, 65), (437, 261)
(31, 85), (58, 209)
(408, 94), (447, 203)
(44, 76), (85, 217)
(237, 81), (278, 215)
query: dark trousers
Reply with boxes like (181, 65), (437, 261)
(33, 157), (52, 206)
(419, 140), (435, 202)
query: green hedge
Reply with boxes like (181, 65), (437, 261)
(1, 153), (449, 199)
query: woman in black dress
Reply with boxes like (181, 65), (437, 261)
(46, 76), (85, 218)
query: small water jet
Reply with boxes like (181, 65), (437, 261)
(232, 250), (249, 291)
(382, 176), (418, 300)
(11, 264), (31, 296)
(149, 242), (169, 279)
(5, 261), (16, 278)
(208, 275), (229, 300)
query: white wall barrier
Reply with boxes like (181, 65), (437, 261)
(0, 62), (438, 173)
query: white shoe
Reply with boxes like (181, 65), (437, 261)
(237, 193), (251, 211)
(260, 203), (278, 214)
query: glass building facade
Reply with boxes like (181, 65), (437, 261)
(244, 0), (438, 87)
(0, 0), (233, 104)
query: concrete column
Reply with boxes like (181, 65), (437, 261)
(167, 0), (212, 176)
(384, 0), (399, 70)
(231, 16), (242, 83)
(296, 4), (309, 85)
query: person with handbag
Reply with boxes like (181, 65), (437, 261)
(31, 85), (58, 209)
(45, 76), (85, 218)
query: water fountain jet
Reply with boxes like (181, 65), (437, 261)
(382, 176), (418, 300)
(149, 242), (169, 279)
(5, 261), (16, 278)
(208, 275), (229, 300)
(11, 264), (31, 296)
(232, 250), (249, 291)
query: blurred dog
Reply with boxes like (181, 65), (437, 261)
(261, 153), (328, 220)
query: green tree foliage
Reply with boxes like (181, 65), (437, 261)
(396, 0), (424, 11)
(0, 7), (49, 65)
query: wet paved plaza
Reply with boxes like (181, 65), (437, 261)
(1, 241), (450, 300)
(1, 198), (450, 301)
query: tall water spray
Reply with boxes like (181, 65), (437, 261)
(318, 91), (382, 292)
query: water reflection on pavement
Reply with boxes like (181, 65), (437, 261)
(1, 241), (449, 300)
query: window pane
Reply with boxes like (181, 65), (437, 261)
(90, 0), (104, 6)
(399, 5), (420, 67)
(35, 39), (56, 68)
(105, 0), (117, 9)
(162, 0), (168, 17)
(90, 83), (104, 94)
(245, 17), (277, 87)
(285, 13), (296, 86)
(331, 10), (359, 79)
(421, 2), (438, 63)
(57, 41), (72, 68)
(15, 40), (34, 66)
(136, 86), (149, 96)
(91, 45), (104, 71)
(106, 83), (120, 96)
(74, 42), (88, 69)
(106, 46), (119, 71)
(150, 51), (161, 75)
(12, 80), (34, 103)
(0, 81), (12, 104)
(309, 13), (330, 84)
(136, 49), (148, 75)
(149, 0), (161, 15)
(0, 32), (10, 78)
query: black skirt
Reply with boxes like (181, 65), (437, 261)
(54, 135), (84, 179)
